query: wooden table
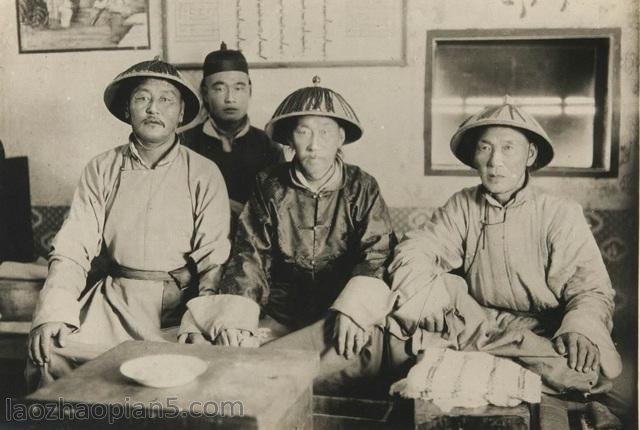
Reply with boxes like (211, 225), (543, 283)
(22, 340), (318, 429)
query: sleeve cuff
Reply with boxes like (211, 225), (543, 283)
(181, 294), (260, 340)
(554, 310), (622, 379)
(177, 309), (199, 337)
(330, 276), (396, 329)
(31, 288), (81, 330)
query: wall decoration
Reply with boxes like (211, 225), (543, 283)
(500, 0), (569, 18)
(162, 0), (406, 68)
(17, 0), (150, 53)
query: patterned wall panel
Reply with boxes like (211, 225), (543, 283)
(31, 206), (69, 259)
(583, 210), (638, 338)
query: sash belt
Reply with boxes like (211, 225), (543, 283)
(108, 262), (195, 289)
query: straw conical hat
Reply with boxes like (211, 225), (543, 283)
(104, 58), (201, 126)
(265, 76), (363, 145)
(450, 100), (554, 170)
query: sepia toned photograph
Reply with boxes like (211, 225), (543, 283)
(0, 0), (638, 428)
(16, 0), (150, 53)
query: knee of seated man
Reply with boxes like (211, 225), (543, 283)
(527, 356), (600, 394)
(440, 273), (471, 301)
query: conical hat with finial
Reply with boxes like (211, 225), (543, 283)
(265, 76), (363, 145)
(450, 96), (554, 170)
(103, 56), (201, 126)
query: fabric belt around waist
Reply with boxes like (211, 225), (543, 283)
(108, 263), (195, 289)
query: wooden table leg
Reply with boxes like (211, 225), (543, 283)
(538, 395), (570, 430)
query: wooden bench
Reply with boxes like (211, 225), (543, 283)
(414, 399), (532, 430)
(313, 395), (415, 429)
(313, 396), (538, 429)
(412, 395), (607, 430)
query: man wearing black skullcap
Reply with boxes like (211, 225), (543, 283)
(182, 43), (284, 213)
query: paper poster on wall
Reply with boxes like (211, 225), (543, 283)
(16, 0), (150, 53)
(162, 0), (406, 67)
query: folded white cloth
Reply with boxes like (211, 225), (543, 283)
(390, 347), (541, 412)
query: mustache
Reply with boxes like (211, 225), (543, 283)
(142, 117), (165, 126)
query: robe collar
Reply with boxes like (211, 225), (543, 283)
(290, 157), (344, 193)
(480, 172), (534, 209)
(202, 115), (251, 146)
(126, 134), (181, 169)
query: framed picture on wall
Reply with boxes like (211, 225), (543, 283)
(16, 0), (150, 53)
(424, 28), (621, 177)
(162, 0), (406, 68)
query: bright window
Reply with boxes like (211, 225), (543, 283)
(425, 29), (620, 177)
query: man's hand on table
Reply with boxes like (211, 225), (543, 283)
(553, 332), (600, 373)
(178, 330), (257, 347)
(334, 312), (371, 360)
(214, 328), (255, 347)
(28, 322), (73, 366)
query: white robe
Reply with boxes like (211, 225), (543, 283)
(29, 138), (230, 387)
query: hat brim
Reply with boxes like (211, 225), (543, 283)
(104, 71), (201, 127)
(265, 111), (363, 146)
(450, 121), (554, 171)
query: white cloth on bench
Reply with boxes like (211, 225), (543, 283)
(390, 347), (541, 412)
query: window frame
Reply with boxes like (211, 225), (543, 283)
(424, 28), (621, 177)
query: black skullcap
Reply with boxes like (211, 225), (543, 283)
(203, 42), (249, 77)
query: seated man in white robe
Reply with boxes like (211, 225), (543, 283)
(26, 59), (230, 390)
(382, 101), (623, 401)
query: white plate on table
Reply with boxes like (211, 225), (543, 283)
(120, 354), (208, 388)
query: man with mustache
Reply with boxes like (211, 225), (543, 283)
(182, 43), (284, 216)
(26, 59), (230, 389)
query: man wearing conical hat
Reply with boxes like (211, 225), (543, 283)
(240, 102), (624, 402)
(178, 78), (396, 358)
(26, 58), (230, 389)
(384, 102), (623, 399)
(182, 43), (284, 213)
